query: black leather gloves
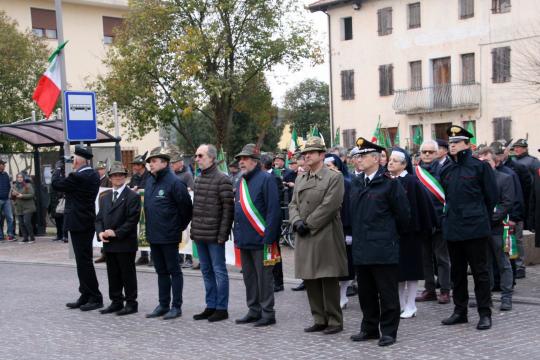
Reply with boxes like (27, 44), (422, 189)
(293, 220), (309, 236)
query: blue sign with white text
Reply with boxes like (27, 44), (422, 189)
(65, 91), (97, 141)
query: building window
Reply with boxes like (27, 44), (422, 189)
(341, 70), (355, 100)
(410, 61), (422, 90)
(408, 3), (421, 29)
(103, 16), (124, 44)
(31, 8), (57, 39)
(459, 0), (474, 19)
(492, 117), (511, 141)
(377, 7), (392, 36)
(492, 47), (511, 83)
(379, 64), (394, 96)
(492, 0), (511, 14)
(342, 128), (357, 149)
(341, 17), (353, 41)
(461, 53), (475, 84)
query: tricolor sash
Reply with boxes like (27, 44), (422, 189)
(239, 178), (280, 266)
(416, 165), (445, 205)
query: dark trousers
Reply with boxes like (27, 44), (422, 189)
(272, 243), (284, 287)
(150, 243), (183, 309)
(304, 277), (342, 327)
(70, 230), (102, 302)
(447, 237), (492, 317)
(105, 251), (138, 307)
(240, 249), (275, 320)
(54, 214), (64, 240)
(422, 231), (451, 292)
(356, 264), (400, 338)
(17, 213), (34, 241)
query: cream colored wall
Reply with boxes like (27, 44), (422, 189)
(327, 0), (540, 149)
(0, 0), (160, 154)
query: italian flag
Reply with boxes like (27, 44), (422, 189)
(287, 128), (298, 159)
(415, 165), (445, 204)
(32, 41), (68, 118)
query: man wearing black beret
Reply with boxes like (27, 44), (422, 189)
(52, 145), (103, 311)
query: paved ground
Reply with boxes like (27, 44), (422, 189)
(1, 237), (540, 359)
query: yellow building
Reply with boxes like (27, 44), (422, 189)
(0, 0), (160, 161)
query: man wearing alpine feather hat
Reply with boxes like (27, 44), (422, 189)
(289, 136), (348, 335)
(96, 161), (141, 316)
(233, 144), (281, 327)
(144, 146), (193, 320)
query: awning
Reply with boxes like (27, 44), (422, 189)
(0, 119), (118, 147)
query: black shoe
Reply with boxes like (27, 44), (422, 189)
(441, 313), (468, 325)
(117, 304), (138, 316)
(291, 282), (306, 291)
(100, 303), (124, 314)
(208, 310), (229, 322)
(146, 305), (170, 318)
(163, 307), (182, 320)
(304, 324), (327, 333)
(346, 285), (358, 297)
(66, 298), (88, 309)
(476, 315), (492, 330)
(253, 317), (276, 327)
(274, 284), (284, 292)
(323, 325), (343, 335)
(80, 301), (104, 311)
(235, 314), (261, 324)
(378, 335), (396, 347)
(350, 331), (380, 341)
(516, 269), (526, 279)
(193, 308), (215, 320)
(135, 256), (149, 266)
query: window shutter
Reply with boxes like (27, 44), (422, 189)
(388, 65), (394, 95)
(377, 10), (382, 35)
(349, 71), (355, 99)
(31, 8), (57, 31)
(379, 65), (385, 96)
(503, 47), (511, 81)
(388, 8), (393, 34)
(341, 71), (346, 99)
(103, 16), (123, 38)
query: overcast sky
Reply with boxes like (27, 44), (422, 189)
(266, 1), (330, 106)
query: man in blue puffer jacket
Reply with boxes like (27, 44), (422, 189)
(233, 144), (281, 327)
(144, 146), (192, 321)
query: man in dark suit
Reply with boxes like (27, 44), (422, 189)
(52, 145), (103, 311)
(96, 162), (141, 316)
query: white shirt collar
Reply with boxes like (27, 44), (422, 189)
(266, 169), (273, 174)
(112, 183), (127, 195)
(77, 166), (93, 173)
(365, 171), (377, 181)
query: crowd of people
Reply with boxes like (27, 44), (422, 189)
(7, 122), (540, 347)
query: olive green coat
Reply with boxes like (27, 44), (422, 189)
(13, 183), (36, 215)
(289, 166), (347, 279)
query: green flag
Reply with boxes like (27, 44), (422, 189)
(217, 148), (228, 174)
(466, 121), (477, 147)
(394, 125), (400, 146)
(334, 127), (340, 145)
(311, 125), (326, 146)
(413, 126), (423, 146)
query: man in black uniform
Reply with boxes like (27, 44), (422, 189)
(440, 125), (498, 330)
(52, 145), (103, 311)
(349, 137), (410, 347)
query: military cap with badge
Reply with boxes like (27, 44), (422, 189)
(355, 137), (386, 154)
(146, 146), (172, 162)
(447, 125), (474, 143)
(131, 151), (148, 165)
(108, 161), (128, 176)
(235, 143), (261, 160)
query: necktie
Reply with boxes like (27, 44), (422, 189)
(365, 177), (370, 187)
(113, 191), (118, 203)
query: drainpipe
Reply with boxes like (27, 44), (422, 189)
(326, 11), (335, 147)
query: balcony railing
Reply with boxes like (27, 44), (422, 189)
(392, 82), (481, 115)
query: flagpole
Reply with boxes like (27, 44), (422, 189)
(54, 0), (71, 175)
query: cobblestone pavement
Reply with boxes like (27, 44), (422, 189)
(1, 238), (540, 360)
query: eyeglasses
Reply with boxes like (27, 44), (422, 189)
(195, 154), (204, 158)
(421, 150), (436, 155)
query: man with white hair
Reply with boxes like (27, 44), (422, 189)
(52, 145), (103, 311)
(415, 140), (451, 304)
